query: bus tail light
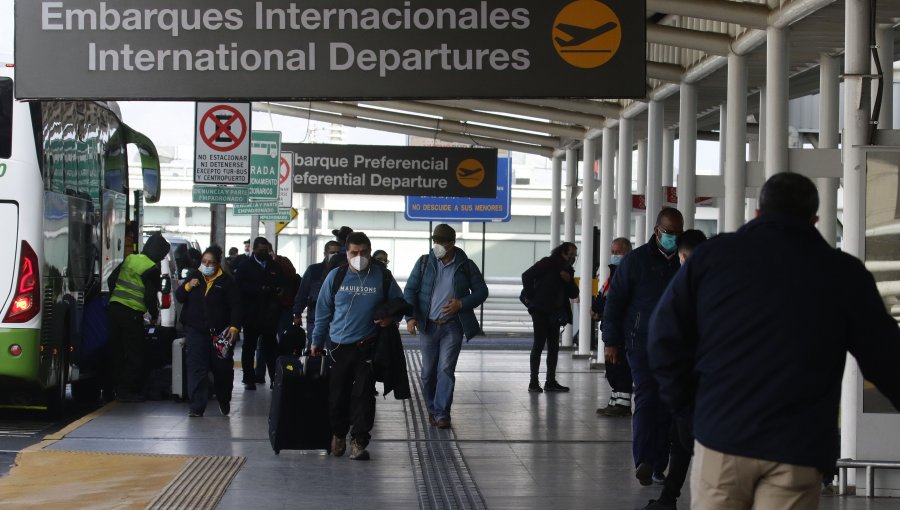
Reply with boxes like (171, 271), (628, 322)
(3, 241), (40, 323)
(160, 292), (171, 309)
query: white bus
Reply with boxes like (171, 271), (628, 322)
(0, 56), (162, 413)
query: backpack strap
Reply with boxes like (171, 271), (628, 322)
(417, 254), (428, 279)
(329, 265), (349, 303)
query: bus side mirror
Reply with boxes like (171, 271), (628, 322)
(123, 124), (161, 203)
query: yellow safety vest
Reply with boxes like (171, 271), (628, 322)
(109, 254), (156, 312)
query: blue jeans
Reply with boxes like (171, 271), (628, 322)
(420, 319), (464, 421)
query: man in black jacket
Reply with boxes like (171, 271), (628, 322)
(235, 237), (284, 389)
(601, 207), (683, 486)
(594, 237), (633, 417)
(649, 173), (900, 509)
(293, 241), (341, 334)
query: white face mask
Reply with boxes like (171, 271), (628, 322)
(349, 255), (369, 272)
(432, 243), (447, 259)
(199, 263), (216, 277)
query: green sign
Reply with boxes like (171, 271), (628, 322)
(259, 211), (292, 222)
(192, 185), (250, 204)
(234, 200), (279, 215)
(250, 131), (281, 201)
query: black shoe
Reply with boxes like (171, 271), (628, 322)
(255, 378), (266, 385)
(598, 405), (632, 417)
(188, 410), (203, 417)
(544, 380), (570, 392)
(637, 499), (676, 510)
(219, 400), (230, 416)
(244, 383), (256, 390)
(528, 381), (543, 393)
(636, 462), (653, 486)
(652, 472), (666, 485)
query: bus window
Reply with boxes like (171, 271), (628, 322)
(0, 77), (11, 158)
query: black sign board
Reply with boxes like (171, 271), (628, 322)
(287, 144), (498, 198)
(15, 0), (645, 100)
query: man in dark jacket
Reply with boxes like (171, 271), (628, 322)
(522, 241), (580, 393)
(594, 237), (633, 417)
(648, 173), (900, 509)
(601, 207), (683, 486)
(293, 241), (341, 333)
(235, 237), (284, 389)
(404, 224), (489, 429)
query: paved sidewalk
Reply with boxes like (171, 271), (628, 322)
(15, 350), (895, 509)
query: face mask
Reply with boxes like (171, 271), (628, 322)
(255, 252), (271, 262)
(659, 232), (678, 253)
(199, 264), (216, 277)
(609, 254), (623, 266)
(566, 254), (577, 266)
(244, 247), (251, 254)
(432, 243), (447, 259)
(326, 252), (337, 262)
(349, 255), (369, 272)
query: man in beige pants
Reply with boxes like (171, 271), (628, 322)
(647, 173), (900, 509)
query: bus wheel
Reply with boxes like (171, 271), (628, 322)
(47, 344), (69, 418)
(72, 378), (102, 405)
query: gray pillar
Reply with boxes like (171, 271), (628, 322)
(765, 26), (789, 177)
(817, 54), (839, 247)
(616, 117), (633, 240)
(678, 83), (698, 228)
(577, 137), (596, 358)
(662, 128), (675, 188)
(250, 216), (260, 243)
(210, 204), (227, 250)
(842, 0), (871, 476)
(306, 193), (319, 268)
(551, 155), (563, 247)
(647, 100), (665, 240)
(717, 103), (727, 233)
(876, 26), (894, 130)
(635, 139), (648, 245)
(725, 53), (749, 233)
(565, 149), (578, 244)
(595, 128), (617, 362)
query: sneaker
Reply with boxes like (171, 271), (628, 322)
(219, 400), (230, 416)
(331, 435), (347, 457)
(637, 499), (676, 510)
(528, 381), (543, 393)
(188, 410), (203, 417)
(652, 472), (666, 485)
(635, 462), (653, 486)
(349, 439), (370, 461)
(544, 380), (570, 392)
(437, 417), (451, 429)
(244, 383), (256, 390)
(601, 405), (632, 417)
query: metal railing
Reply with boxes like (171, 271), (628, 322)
(837, 459), (900, 497)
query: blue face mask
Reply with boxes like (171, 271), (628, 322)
(199, 264), (216, 277)
(609, 254), (623, 266)
(659, 233), (678, 253)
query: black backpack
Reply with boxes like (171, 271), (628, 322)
(330, 264), (393, 303)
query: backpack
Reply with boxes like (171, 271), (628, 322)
(330, 264), (393, 303)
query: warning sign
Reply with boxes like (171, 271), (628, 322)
(194, 102), (251, 185)
(278, 152), (293, 209)
(552, 0), (622, 69)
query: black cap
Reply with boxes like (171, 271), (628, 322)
(431, 224), (456, 243)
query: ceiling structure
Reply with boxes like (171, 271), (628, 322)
(255, 0), (900, 159)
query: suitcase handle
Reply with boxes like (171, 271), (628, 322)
(301, 353), (327, 377)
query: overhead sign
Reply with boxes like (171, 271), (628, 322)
(192, 185), (250, 204)
(14, 0), (645, 100)
(250, 131), (282, 201)
(278, 152), (293, 208)
(632, 187), (714, 211)
(405, 158), (512, 222)
(287, 144), (498, 198)
(234, 200), (279, 215)
(194, 102), (251, 185)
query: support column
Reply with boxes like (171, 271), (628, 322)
(678, 83), (698, 228)
(647, 100), (664, 239)
(635, 140), (648, 245)
(725, 53), (749, 233)
(562, 148), (578, 348)
(876, 25), (894, 130)
(747, 87), (765, 221)
(841, 0), (871, 476)
(577, 137), (596, 358)
(718, 103), (727, 234)
(210, 204), (226, 250)
(818, 54), (839, 246)
(662, 128), (675, 188)
(765, 26), (789, 177)
(616, 117), (633, 240)
(551, 155), (563, 247)
(594, 128), (617, 362)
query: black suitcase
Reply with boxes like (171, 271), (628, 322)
(268, 354), (331, 454)
(277, 323), (307, 358)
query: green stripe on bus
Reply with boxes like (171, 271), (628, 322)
(0, 328), (42, 382)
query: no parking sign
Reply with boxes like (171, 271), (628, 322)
(194, 102), (252, 185)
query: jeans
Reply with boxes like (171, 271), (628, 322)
(420, 319), (464, 421)
(529, 311), (561, 381)
(185, 327), (234, 415)
(329, 340), (377, 444)
(628, 347), (672, 474)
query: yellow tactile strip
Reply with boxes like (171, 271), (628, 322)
(147, 454), (246, 510)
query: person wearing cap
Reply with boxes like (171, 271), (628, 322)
(404, 224), (488, 429)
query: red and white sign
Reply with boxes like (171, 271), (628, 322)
(194, 102), (251, 185)
(632, 187), (714, 211)
(278, 152), (293, 209)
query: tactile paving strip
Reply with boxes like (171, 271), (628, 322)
(146, 455), (245, 510)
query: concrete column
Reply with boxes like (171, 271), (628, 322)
(765, 26), (789, 177)
(551, 155), (563, 247)
(662, 128), (675, 188)
(718, 103), (727, 233)
(647, 100), (665, 239)
(747, 87), (765, 221)
(599, 128), (617, 286)
(635, 139), (648, 245)
(841, 0), (871, 474)
(562, 148), (578, 348)
(876, 25), (894, 130)
(577, 137), (596, 358)
(817, 54), (839, 247)
(678, 82), (698, 228)
(210, 204), (226, 249)
(616, 117), (633, 240)
(725, 53), (749, 233)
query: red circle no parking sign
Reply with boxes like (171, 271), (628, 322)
(200, 105), (248, 152)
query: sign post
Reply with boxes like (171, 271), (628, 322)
(194, 102), (251, 185)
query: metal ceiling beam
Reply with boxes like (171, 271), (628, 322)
(506, 98), (621, 118)
(647, 23), (733, 56)
(646, 0), (770, 29)
(424, 99), (607, 128)
(253, 102), (555, 157)
(647, 61), (686, 83)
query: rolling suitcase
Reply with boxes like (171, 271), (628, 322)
(171, 337), (188, 401)
(268, 354), (331, 454)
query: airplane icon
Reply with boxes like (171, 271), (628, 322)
(555, 22), (618, 47)
(458, 167), (484, 178)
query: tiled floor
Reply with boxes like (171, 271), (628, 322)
(38, 349), (898, 509)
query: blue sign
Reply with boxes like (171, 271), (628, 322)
(405, 158), (511, 223)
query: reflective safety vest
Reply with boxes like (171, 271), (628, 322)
(109, 254), (156, 312)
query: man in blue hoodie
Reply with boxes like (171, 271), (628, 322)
(404, 224), (489, 429)
(312, 232), (404, 461)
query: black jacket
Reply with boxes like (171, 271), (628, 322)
(175, 271), (242, 334)
(521, 255), (579, 323)
(235, 255), (284, 330)
(601, 236), (681, 350)
(373, 298), (413, 400)
(293, 260), (328, 316)
(648, 215), (900, 471)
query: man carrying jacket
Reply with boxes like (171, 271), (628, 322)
(108, 232), (170, 402)
(649, 173), (900, 509)
(404, 224), (488, 429)
(602, 207), (683, 486)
